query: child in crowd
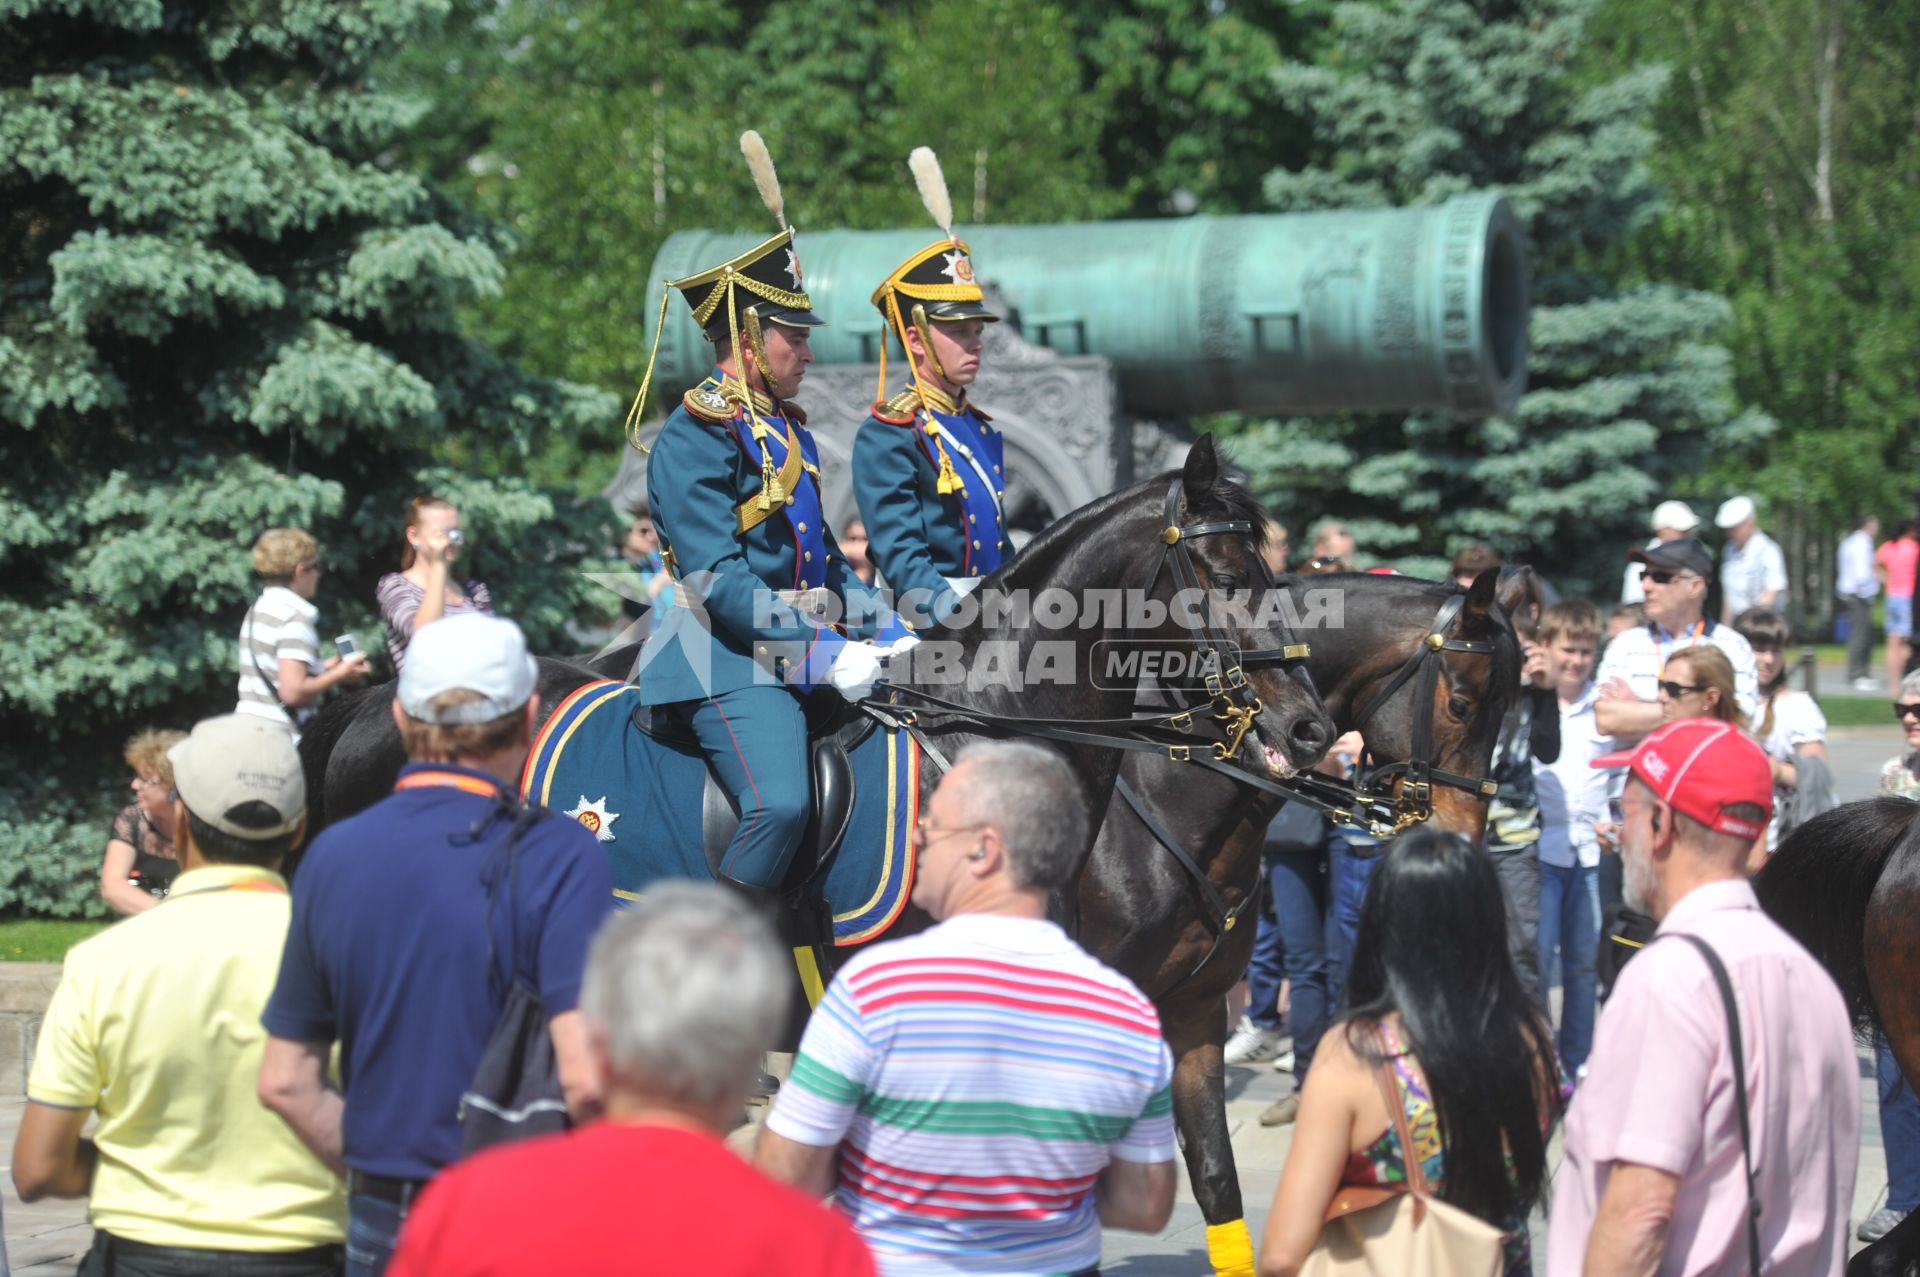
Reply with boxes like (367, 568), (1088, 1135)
(1531, 599), (1608, 1078)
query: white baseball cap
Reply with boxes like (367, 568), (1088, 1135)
(167, 714), (306, 839)
(1649, 500), (1700, 534)
(1715, 495), (1756, 529)
(398, 614), (538, 724)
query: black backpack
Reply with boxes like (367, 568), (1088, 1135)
(458, 803), (571, 1155)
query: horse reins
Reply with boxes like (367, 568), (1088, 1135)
(1347, 592), (1502, 828)
(877, 476), (1312, 769)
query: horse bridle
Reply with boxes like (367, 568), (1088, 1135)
(1346, 592), (1502, 829)
(1138, 476), (1314, 762)
(879, 476), (1312, 767)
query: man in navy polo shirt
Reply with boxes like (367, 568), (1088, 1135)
(259, 614), (613, 1277)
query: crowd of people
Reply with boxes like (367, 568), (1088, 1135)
(40, 482), (1914, 1277)
(1228, 501), (1920, 1273)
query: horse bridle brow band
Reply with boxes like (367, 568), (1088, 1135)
(1349, 592), (1502, 828)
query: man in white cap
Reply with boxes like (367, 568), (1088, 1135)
(15, 715), (347, 1275)
(1716, 494), (1788, 622)
(259, 613), (613, 1277)
(1621, 500), (1701, 604)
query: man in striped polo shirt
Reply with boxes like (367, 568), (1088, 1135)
(758, 740), (1177, 1276)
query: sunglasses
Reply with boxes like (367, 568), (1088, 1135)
(1642, 569), (1696, 586)
(1657, 679), (1708, 698)
(1895, 702), (1920, 721)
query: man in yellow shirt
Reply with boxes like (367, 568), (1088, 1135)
(13, 714), (345, 1276)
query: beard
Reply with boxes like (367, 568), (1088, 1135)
(1623, 839), (1657, 914)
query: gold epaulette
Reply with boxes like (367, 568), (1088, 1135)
(682, 375), (802, 426)
(871, 387), (922, 426)
(682, 383), (735, 423)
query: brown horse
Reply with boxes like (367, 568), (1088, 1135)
(1077, 567), (1528, 1275)
(1754, 796), (1920, 1277)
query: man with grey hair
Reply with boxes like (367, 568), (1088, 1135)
(758, 740), (1177, 1277)
(387, 883), (872, 1275)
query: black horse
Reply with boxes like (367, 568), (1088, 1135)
(1076, 567), (1527, 1273)
(301, 435), (1335, 883)
(1755, 797), (1920, 1277)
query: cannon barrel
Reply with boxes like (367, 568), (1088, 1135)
(643, 193), (1528, 419)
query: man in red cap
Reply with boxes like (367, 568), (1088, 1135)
(1548, 719), (1858, 1277)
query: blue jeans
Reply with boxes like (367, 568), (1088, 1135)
(1270, 847), (1331, 1075)
(346, 1193), (411, 1277)
(1880, 1035), (1920, 1212)
(1538, 860), (1600, 1072)
(1326, 836), (1377, 1008)
(1245, 899), (1285, 1032)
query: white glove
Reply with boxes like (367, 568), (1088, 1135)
(824, 641), (886, 701)
(882, 632), (923, 659)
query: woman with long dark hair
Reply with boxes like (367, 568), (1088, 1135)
(1257, 831), (1564, 1277)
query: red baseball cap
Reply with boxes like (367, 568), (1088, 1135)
(1592, 718), (1772, 839)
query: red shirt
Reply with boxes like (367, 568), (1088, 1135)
(388, 1121), (875, 1277)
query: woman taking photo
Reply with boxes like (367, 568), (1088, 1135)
(1257, 831), (1563, 1277)
(376, 496), (493, 672)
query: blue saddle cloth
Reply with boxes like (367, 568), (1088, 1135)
(519, 680), (919, 945)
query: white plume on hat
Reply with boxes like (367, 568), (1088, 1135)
(909, 147), (958, 246)
(740, 130), (787, 231)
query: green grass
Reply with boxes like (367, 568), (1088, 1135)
(0, 918), (111, 963)
(1817, 696), (1904, 728)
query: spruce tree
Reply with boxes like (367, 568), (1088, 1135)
(1232, 0), (1767, 588)
(0, 0), (616, 915)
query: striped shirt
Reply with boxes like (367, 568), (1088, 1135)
(236, 585), (319, 728)
(765, 914), (1176, 1277)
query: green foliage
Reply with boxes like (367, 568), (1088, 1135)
(1581, 0), (1920, 615)
(1229, 0), (1759, 598)
(1, 0), (620, 916)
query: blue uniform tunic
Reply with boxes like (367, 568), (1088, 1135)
(851, 383), (1006, 625)
(636, 370), (892, 889)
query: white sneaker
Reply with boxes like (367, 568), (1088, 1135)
(1854, 677), (1879, 692)
(1272, 1049), (1297, 1074)
(1223, 1017), (1285, 1065)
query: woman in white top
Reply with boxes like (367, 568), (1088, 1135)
(1733, 608), (1829, 852)
(237, 528), (370, 731)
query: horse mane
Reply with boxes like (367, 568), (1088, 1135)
(1755, 796), (1920, 1033)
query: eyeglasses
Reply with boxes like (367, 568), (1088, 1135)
(1657, 679), (1708, 698)
(1607, 797), (1624, 824)
(1894, 702), (1920, 721)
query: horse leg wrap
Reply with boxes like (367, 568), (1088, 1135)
(1205, 1219), (1256, 1277)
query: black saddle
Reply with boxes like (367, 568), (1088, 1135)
(630, 701), (869, 896)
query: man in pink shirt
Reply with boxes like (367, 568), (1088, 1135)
(1549, 718), (1858, 1277)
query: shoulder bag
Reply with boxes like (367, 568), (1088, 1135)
(1298, 1045), (1506, 1277)
(458, 802), (572, 1155)
(1661, 933), (1763, 1277)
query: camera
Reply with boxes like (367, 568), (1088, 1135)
(335, 634), (359, 661)
(446, 528), (465, 546)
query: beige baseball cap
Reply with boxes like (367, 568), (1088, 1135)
(167, 714), (306, 839)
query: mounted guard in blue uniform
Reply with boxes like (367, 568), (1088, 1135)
(852, 148), (1008, 628)
(621, 132), (911, 895)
